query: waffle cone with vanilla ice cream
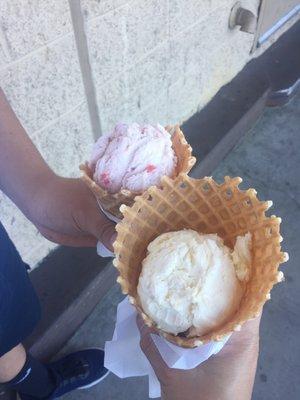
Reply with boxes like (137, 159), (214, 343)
(113, 174), (288, 348)
(80, 123), (196, 219)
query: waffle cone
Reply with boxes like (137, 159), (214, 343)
(80, 125), (196, 219)
(113, 174), (288, 348)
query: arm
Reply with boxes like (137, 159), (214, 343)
(138, 316), (260, 400)
(0, 88), (55, 216)
(0, 88), (115, 249)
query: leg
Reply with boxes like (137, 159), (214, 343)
(0, 223), (109, 399)
(3, 348), (109, 400)
(2, 348), (56, 400)
(0, 344), (26, 383)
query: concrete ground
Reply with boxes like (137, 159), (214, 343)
(61, 92), (300, 400)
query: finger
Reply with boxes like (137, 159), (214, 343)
(136, 315), (169, 374)
(226, 314), (261, 351)
(239, 314), (261, 337)
(90, 217), (117, 251)
(136, 314), (158, 336)
(82, 204), (117, 251)
(240, 314), (261, 341)
(37, 225), (97, 247)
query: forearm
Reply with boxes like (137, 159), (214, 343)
(0, 89), (115, 248)
(0, 88), (55, 218)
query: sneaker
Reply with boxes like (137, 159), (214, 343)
(19, 348), (109, 399)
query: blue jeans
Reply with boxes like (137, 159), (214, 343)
(0, 222), (41, 356)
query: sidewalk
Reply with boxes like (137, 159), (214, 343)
(62, 92), (300, 400)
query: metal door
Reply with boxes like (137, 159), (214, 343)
(253, 0), (300, 49)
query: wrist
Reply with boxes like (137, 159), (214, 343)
(25, 171), (59, 224)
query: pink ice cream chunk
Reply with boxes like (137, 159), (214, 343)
(89, 123), (177, 193)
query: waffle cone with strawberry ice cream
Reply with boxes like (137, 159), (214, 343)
(80, 123), (196, 219)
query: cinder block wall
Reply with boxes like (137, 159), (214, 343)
(0, 0), (294, 266)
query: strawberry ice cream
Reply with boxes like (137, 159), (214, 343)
(89, 123), (177, 194)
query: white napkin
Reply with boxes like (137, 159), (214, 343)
(104, 297), (230, 398)
(96, 242), (115, 258)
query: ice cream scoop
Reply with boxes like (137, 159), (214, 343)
(89, 123), (177, 194)
(137, 230), (252, 336)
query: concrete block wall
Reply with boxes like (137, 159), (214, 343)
(0, 0), (93, 265)
(0, 0), (295, 266)
(84, 0), (261, 133)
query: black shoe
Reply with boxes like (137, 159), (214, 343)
(19, 348), (109, 399)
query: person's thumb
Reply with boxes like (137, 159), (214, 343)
(137, 315), (169, 376)
(88, 215), (117, 251)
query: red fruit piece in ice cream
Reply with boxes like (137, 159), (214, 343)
(100, 172), (110, 186)
(145, 164), (156, 173)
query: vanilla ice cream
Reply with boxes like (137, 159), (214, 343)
(232, 232), (252, 281)
(89, 123), (177, 193)
(137, 230), (252, 336)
